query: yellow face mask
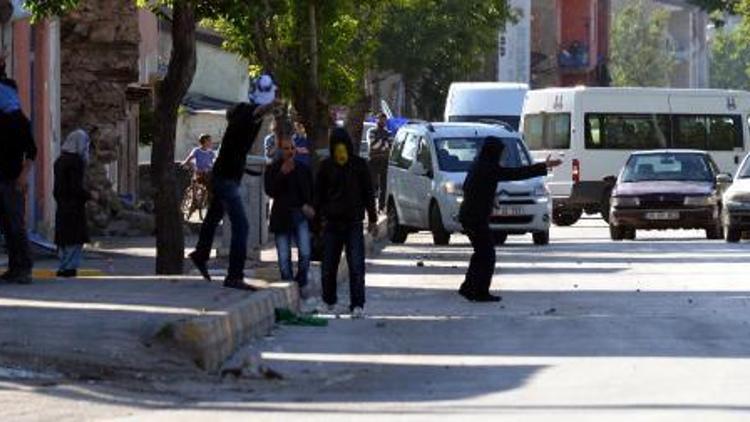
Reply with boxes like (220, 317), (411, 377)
(334, 144), (349, 166)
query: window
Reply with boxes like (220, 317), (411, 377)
(416, 137), (432, 171)
(585, 114), (670, 150)
(389, 131), (407, 166)
(621, 153), (714, 183)
(434, 137), (529, 172)
(397, 133), (418, 169)
(673, 115), (741, 151)
(523, 113), (571, 150)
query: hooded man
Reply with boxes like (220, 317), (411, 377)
(189, 78), (278, 290)
(315, 128), (377, 318)
(0, 54), (36, 285)
(458, 137), (561, 302)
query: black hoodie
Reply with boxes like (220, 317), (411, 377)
(314, 128), (377, 225)
(212, 103), (264, 182)
(458, 137), (547, 227)
(0, 79), (36, 182)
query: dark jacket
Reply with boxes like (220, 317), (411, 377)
(54, 153), (91, 246)
(264, 159), (313, 233)
(212, 103), (264, 182)
(315, 128), (377, 225)
(459, 137), (547, 227)
(0, 108), (37, 182)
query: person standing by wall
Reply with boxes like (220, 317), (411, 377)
(265, 122), (315, 297)
(458, 137), (561, 302)
(368, 112), (392, 212)
(315, 128), (378, 318)
(54, 129), (92, 278)
(0, 51), (36, 285)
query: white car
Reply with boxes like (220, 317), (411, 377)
(386, 122), (552, 246)
(723, 153), (750, 242)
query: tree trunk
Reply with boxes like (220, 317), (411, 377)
(346, 91), (370, 156)
(151, 1), (197, 274)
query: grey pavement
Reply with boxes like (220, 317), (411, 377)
(3, 219), (750, 421)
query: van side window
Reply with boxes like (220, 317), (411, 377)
(390, 131), (407, 165)
(416, 137), (432, 170)
(673, 115), (741, 151)
(523, 113), (571, 150)
(398, 133), (419, 169)
(585, 114), (670, 150)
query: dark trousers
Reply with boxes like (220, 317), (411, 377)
(369, 156), (388, 211)
(0, 181), (32, 275)
(193, 177), (248, 280)
(460, 222), (496, 296)
(321, 221), (366, 310)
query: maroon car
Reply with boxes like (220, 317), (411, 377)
(609, 150), (731, 240)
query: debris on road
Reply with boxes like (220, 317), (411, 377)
(543, 308), (557, 315)
(416, 261), (425, 267)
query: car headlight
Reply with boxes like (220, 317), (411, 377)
(533, 184), (550, 197)
(611, 196), (640, 207)
(442, 181), (463, 195)
(684, 195), (717, 206)
(725, 192), (750, 204)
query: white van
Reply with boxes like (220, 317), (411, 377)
(386, 122), (552, 246)
(521, 87), (750, 226)
(444, 82), (529, 130)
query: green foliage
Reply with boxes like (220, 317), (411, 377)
(610, 0), (676, 87)
(376, 0), (514, 119)
(213, 0), (384, 108)
(710, 27), (750, 89)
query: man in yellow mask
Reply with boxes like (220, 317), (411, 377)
(314, 128), (378, 319)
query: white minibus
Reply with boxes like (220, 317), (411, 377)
(521, 87), (750, 226)
(444, 82), (528, 130)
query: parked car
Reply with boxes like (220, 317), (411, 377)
(609, 150), (732, 241)
(723, 153), (750, 242)
(386, 122), (552, 246)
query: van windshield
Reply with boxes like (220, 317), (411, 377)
(434, 137), (531, 172)
(621, 153), (714, 183)
(448, 115), (520, 131)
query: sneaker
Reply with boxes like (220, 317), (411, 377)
(316, 303), (337, 314)
(472, 293), (502, 303)
(351, 307), (365, 319)
(56, 269), (77, 278)
(189, 251), (211, 281)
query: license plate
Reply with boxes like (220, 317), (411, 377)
(494, 206), (524, 217)
(645, 211), (679, 220)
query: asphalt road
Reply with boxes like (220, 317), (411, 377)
(3, 218), (750, 421)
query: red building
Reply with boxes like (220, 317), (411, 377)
(531, 0), (611, 88)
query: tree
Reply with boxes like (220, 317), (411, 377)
(610, 0), (676, 87)
(27, 0), (245, 274)
(213, 0), (385, 150)
(710, 27), (750, 89)
(375, 0), (514, 119)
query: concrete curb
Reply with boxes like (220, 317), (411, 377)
(168, 282), (299, 371)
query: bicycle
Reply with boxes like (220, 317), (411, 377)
(181, 170), (210, 221)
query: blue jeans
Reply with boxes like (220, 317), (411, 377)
(58, 244), (83, 271)
(274, 210), (311, 287)
(321, 221), (366, 310)
(193, 177), (249, 280)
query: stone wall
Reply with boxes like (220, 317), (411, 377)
(60, 0), (141, 231)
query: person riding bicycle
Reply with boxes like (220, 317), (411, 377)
(182, 134), (216, 185)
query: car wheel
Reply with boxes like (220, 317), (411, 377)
(552, 206), (582, 227)
(609, 223), (624, 241)
(429, 203), (451, 246)
(706, 221), (724, 240)
(387, 201), (408, 244)
(532, 230), (550, 245)
(493, 232), (508, 246)
(726, 225), (741, 243)
(624, 227), (636, 240)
